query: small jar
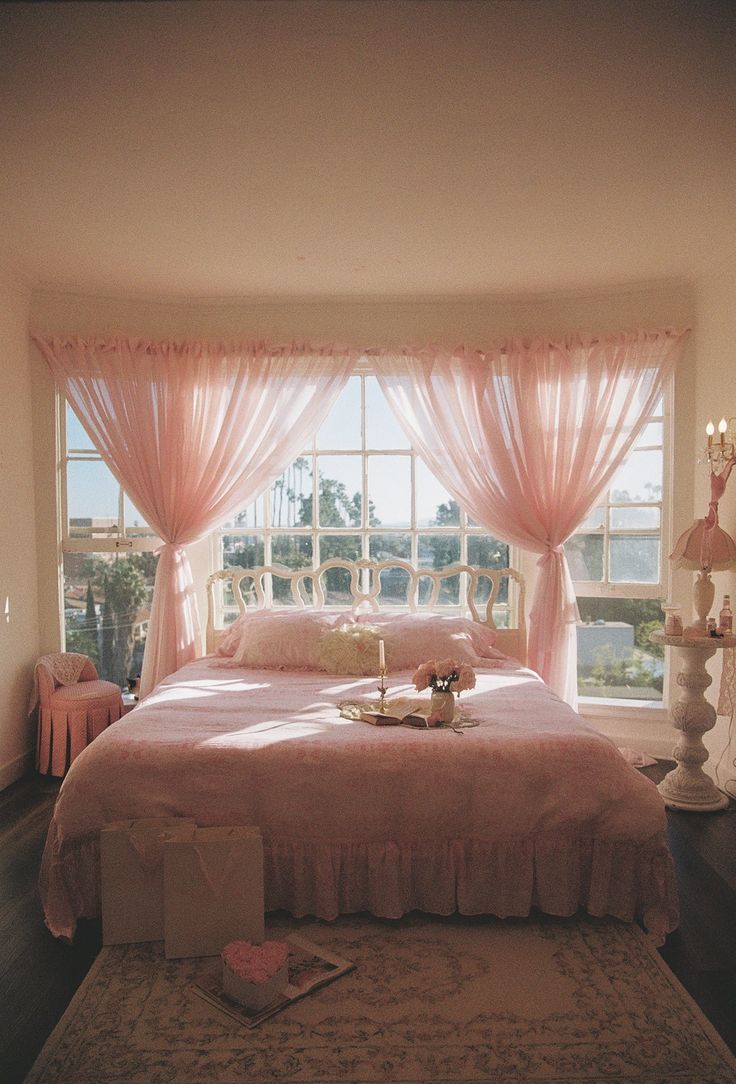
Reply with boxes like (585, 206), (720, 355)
(662, 606), (682, 637)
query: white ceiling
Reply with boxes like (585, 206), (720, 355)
(1, 0), (735, 301)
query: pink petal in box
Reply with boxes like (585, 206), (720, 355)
(221, 939), (289, 1011)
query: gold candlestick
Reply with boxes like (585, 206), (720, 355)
(377, 667), (387, 713)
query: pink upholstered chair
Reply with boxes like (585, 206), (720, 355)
(35, 653), (124, 777)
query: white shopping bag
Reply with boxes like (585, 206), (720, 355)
(100, 817), (197, 945)
(163, 826), (265, 959)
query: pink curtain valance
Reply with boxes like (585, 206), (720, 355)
(34, 335), (355, 696)
(376, 328), (689, 705)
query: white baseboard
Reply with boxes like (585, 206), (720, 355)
(0, 747), (35, 791)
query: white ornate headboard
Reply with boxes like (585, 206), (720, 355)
(206, 558), (526, 664)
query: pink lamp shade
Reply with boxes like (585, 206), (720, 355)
(669, 518), (736, 572)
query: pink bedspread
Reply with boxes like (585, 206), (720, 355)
(40, 658), (678, 941)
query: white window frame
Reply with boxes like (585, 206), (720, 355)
(572, 380), (673, 714)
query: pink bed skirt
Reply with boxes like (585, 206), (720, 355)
(40, 820), (678, 944)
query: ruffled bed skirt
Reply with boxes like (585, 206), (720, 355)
(39, 820), (678, 944)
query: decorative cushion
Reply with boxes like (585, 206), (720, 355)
(355, 612), (506, 670)
(231, 610), (355, 670)
(318, 625), (383, 675)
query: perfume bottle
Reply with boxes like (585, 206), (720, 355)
(719, 595), (733, 635)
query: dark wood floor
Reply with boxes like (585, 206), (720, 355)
(1, 766), (735, 1084)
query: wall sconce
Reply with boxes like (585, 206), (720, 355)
(705, 416), (736, 474)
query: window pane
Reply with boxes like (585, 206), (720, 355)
(272, 535), (313, 604)
(578, 505), (605, 530)
(565, 535), (603, 580)
(316, 375), (361, 450)
(610, 450), (663, 503)
(318, 456), (362, 527)
(271, 457), (312, 528)
(418, 532), (460, 569)
(67, 459), (121, 536)
(66, 404), (96, 450)
(365, 376), (410, 449)
(320, 534), (362, 562)
(419, 533), (461, 605)
(222, 494), (266, 530)
(467, 535), (509, 568)
(609, 507), (660, 529)
(319, 535), (361, 605)
(369, 533), (411, 560)
(63, 552), (157, 687)
(123, 494), (156, 536)
(368, 456), (410, 528)
(416, 459), (459, 526)
(576, 596), (664, 702)
(609, 535), (659, 583)
(378, 565), (413, 605)
(637, 421), (662, 447)
(272, 535), (312, 569)
(222, 535), (265, 569)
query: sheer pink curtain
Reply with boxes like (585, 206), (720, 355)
(34, 336), (354, 696)
(376, 329), (688, 705)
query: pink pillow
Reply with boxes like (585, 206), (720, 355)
(231, 610), (355, 670)
(216, 613), (249, 657)
(356, 612), (506, 670)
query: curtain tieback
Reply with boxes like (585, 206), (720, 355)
(536, 544), (564, 568)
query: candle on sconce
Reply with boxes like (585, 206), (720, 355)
(706, 420), (715, 448)
(378, 639), (385, 670)
(719, 417), (727, 445)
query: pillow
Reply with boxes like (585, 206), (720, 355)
(231, 610), (355, 670)
(355, 612), (506, 670)
(215, 614), (249, 657)
(318, 625), (383, 675)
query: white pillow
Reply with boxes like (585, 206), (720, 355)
(355, 612), (506, 670)
(231, 610), (355, 670)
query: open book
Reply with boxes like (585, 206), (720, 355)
(192, 931), (355, 1029)
(359, 699), (433, 727)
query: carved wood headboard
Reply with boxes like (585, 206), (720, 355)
(206, 558), (527, 665)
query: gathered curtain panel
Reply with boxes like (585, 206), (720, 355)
(34, 336), (355, 697)
(376, 328), (688, 705)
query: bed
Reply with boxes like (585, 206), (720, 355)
(39, 559), (678, 942)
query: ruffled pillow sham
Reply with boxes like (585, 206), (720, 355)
(216, 614), (250, 657)
(230, 610), (355, 670)
(355, 612), (506, 670)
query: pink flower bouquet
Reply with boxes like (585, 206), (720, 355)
(412, 658), (476, 694)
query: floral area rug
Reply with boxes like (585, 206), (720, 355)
(26, 912), (736, 1083)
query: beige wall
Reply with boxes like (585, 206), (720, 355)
(695, 257), (736, 786)
(21, 279), (697, 784)
(0, 277), (40, 788)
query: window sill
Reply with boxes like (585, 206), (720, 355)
(577, 698), (672, 758)
(578, 696), (665, 717)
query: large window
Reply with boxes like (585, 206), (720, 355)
(212, 373), (509, 613)
(566, 395), (669, 702)
(61, 368), (666, 699)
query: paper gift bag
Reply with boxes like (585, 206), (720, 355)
(163, 826), (265, 959)
(100, 817), (197, 945)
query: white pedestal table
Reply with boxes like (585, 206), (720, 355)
(650, 630), (734, 812)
